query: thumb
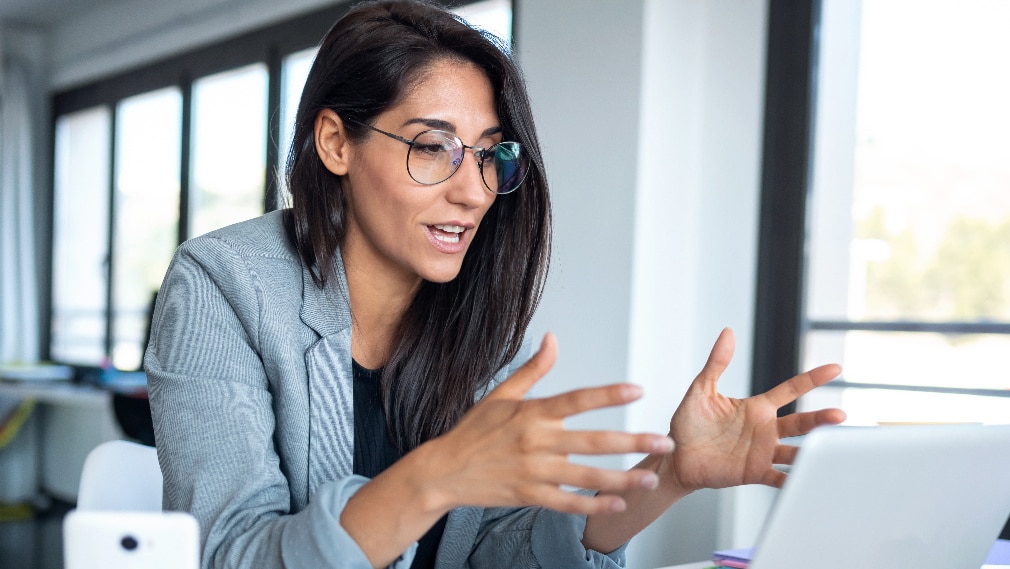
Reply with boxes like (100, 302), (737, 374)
(486, 332), (558, 401)
(691, 328), (735, 394)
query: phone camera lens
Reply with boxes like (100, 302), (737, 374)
(120, 536), (139, 551)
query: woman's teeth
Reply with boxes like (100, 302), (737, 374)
(432, 224), (464, 243)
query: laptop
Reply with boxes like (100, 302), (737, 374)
(748, 423), (1010, 569)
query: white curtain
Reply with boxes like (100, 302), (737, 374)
(0, 30), (41, 364)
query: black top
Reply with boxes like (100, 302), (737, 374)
(352, 361), (447, 569)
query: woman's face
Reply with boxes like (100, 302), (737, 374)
(334, 59), (500, 287)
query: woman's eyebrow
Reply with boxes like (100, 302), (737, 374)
(402, 117), (503, 138)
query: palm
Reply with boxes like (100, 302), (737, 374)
(667, 329), (845, 491)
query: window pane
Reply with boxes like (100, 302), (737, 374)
(802, 0), (1010, 415)
(802, 329), (1010, 392)
(190, 63), (267, 237)
(278, 48), (316, 204)
(113, 88), (182, 370)
(807, 0), (1010, 323)
(51, 107), (111, 365)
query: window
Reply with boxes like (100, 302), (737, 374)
(755, 0), (1010, 541)
(47, 0), (512, 369)
(754, 0), (1010, 425)
(51, 107), (111, 365)
(277, 48), (316, 203)
(189, 65), (267, 239)
(112, 88), (182, 369)
(800, 0), (1010, 425)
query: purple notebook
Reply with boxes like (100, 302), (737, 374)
(987, 539), (1010, 565)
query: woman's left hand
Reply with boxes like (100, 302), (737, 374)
(666, 328), (847, 491)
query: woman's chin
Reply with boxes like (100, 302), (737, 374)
(417, 258), (466, 284)
(422, 269), (463, 284)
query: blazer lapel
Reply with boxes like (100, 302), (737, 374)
(300, 253), (356, 497)
(299, 252), (352, 338)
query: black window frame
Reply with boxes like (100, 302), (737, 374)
(751, 0), (821, 414)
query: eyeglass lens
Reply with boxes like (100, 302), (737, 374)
(407, 131), (529, 194)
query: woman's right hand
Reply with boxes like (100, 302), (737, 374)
(415, 332), (674, 516)
(341, 333), (670, 567)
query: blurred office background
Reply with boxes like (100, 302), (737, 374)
(1, 0), (1009, 567)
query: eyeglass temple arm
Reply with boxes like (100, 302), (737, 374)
(343, 117), (416, 147)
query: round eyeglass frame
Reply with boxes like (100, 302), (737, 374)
(346, 118), (529, 195)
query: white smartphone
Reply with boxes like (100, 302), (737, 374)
(63, 510), (200, 569)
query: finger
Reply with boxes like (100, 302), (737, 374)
(762, 363), (842, 409)
(691, 328), (736, 393)
(542, 430), (674, 456)
(515, 484), (627, 515)
(535, 462), (662, 494)
(487, 332), (558, 401)
(777, 408), (847, 438)
(534, 383), (644, 419)
(760, 468), (788, 489)
(773, 444), (799, 465)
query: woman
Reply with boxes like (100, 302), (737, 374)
(145, 1), (845, 568)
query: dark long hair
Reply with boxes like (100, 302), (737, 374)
(285, 0), (552, 451)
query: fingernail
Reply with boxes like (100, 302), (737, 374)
(623, 384), (643, 399)
(610, 498), (627, 513)
(640, 472), (659, 490)
(653, 436), (674, 453)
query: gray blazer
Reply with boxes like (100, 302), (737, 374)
(145, 210), (627, 569)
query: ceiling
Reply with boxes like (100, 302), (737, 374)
(0, 0), (112, 27)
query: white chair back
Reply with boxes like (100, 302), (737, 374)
(76, 440), (163, 511)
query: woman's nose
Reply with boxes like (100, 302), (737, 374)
(445, 149), (493, 207)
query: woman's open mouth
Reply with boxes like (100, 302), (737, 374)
(429, 224), (465, 244)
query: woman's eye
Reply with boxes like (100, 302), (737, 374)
(413, 143), (450, 157)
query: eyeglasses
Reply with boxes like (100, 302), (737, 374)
(347, 119), (530, 195)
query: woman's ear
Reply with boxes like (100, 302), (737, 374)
(315, 109), (351, 176)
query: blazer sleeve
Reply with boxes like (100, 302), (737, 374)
(145, 238), (416, 569)
(468, 505), (628, 568)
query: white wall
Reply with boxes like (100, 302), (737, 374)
(518, 0), (644, 464)
(519, 1), (769, 566)
(17, 0), (772, 566)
